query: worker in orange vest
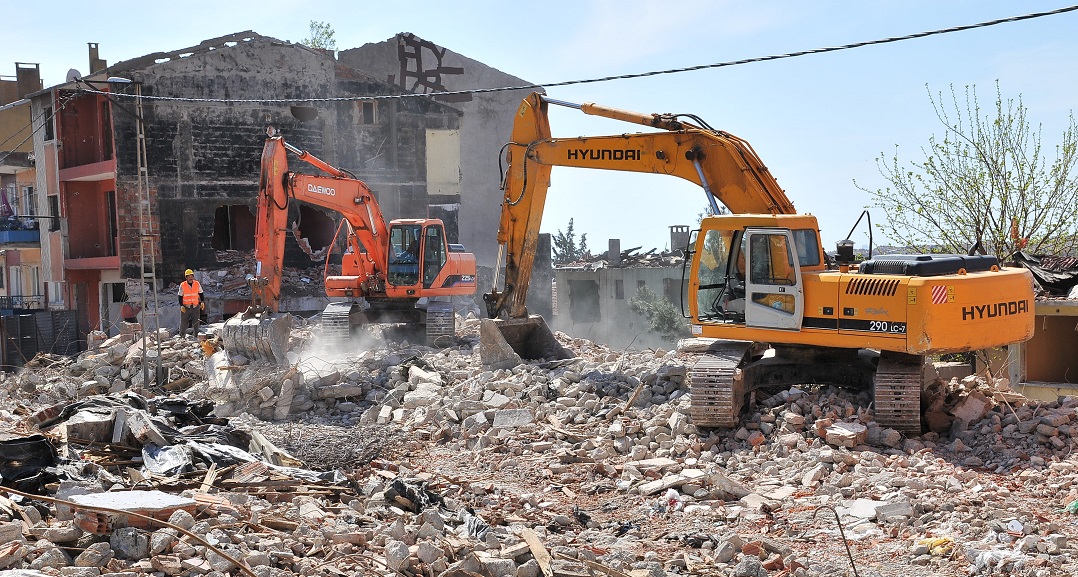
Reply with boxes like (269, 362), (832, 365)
(178, 268), (205, 340)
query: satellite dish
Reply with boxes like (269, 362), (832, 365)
(66, 69), (82, 82)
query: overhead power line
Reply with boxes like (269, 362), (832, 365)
(0, 93), (76, 168)
(70, 4), (1078, 106)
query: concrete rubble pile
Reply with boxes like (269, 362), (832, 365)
(195, 250), (327, 301)
(0, 318), (1076, 577)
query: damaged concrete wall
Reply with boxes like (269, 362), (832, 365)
(553, 266), (685, 350)
(109, 33), (462, 284)
(1017, 311), (1078, 401)
(339, 33), (537, 276)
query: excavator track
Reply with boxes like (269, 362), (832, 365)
(425, 301), (455, 347)
(688, 341), (753, 428)
(322, 302), (360, 346)
(874, 351), (924, 435)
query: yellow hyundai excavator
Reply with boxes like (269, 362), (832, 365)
(483, 92), (1036, 433)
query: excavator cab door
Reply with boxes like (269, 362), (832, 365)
(422, 223), (448, 288)
(742, 227), (804, 330)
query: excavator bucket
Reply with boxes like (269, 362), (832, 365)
(221, 310), (292, 365)
(479, 316), (573, 369)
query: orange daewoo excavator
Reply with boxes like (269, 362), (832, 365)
(482, 92), (1035, 433)
(223, 130), (477, 361)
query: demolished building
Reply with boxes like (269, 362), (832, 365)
(552, 227), (691, 351)
(6, 31), (550, 357)
(26, 33), (474, 339)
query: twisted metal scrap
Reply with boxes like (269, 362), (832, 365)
(813, 504), (860, 577)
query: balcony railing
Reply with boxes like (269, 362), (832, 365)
(0, 229), (40, 244)
(0, 217), (40, 245)
(0, 295), (45, 310)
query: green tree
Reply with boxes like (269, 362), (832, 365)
(628, 286), (690, 339)
(301, 21), (337, 50)
(552, 218), (590, 264)
(696, 203), (728, 224)
(858, 82), (1078, 260)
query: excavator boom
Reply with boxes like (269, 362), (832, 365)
(489, 92), (794, 320)
(255, 136), (390, 312)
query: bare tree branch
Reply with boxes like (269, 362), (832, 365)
(857, 82), (1078, 260)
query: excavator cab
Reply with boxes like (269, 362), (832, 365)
(384, 220), (453, 290)
(688, 216), (812, 330)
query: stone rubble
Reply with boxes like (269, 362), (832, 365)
(0, 317), (1075, 577)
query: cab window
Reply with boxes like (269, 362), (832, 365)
(748, 233), (796, 286)
(388, 224), (421, 285)
(696, 229), (732, 318)
(792, 229), (821, 267)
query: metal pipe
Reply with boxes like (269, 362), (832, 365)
(492, 243), (505, 291)
(692, 158), (722, 215)
(543, 97), (582, 110)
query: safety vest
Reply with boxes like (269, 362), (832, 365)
(179, 280), (202, 306)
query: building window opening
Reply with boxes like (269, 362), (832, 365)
(106, 191), (117, 256)
(48, 195), (59, 232)
(43, 106), (53, 141)
(295, 206), (335, 251)
(357, 101), (377, 125)
(615, 279), (624, 300)
(211, 205), (256, 251)
(568, 280), (601, 323)
(20, 186), (35, 218)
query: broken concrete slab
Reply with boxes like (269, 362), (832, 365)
(843, 498), (889, 519)
(825, 421), (867, 448)
(69, 491), (197, 534)
(59, 410), (116, 444)
(875, 499), (914, 522)
(952, 390), (992, 423)
(492, 409), (535, 428)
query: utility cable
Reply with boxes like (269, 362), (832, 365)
(0, 92), (76, 167)
(0, 106), (48, 150)
(4, 4), (1074, 164)
(69, 4), (1078, 105)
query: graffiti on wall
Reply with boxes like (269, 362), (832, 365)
(396, 33), (471, 103)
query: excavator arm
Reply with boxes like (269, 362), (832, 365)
(256, 135), (390, 311)
(486, 92), (796, 319)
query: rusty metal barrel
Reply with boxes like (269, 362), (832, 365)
(221, 311), (293, 365)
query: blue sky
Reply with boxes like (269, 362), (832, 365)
(5, 1), (1077, 253)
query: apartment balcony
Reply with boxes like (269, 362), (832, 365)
(0, 229), (39, 244)
(0, 219), (39, 245)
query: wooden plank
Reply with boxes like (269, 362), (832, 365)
(199, 463), (218, 493)
(522, 528), (554, 577)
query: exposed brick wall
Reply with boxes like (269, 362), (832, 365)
(109, 39), (462, 284)
(115, 181), (163, 280)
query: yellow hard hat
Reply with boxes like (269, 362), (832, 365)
(184, 269), (194, 276)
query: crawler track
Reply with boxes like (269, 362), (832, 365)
(688, 341), (753, 428)
(425, 302), (455, 347)
(322, 302), (358, 346)
(874, 351), (924, 435)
